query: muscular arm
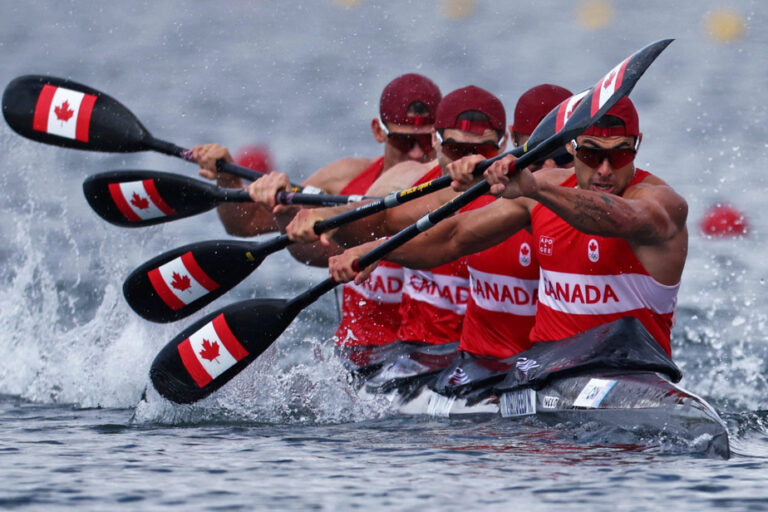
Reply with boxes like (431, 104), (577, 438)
(280, 157), (372, 266)
(332, 159), (451, 245)
(217, 200), (279, 237)
(386, 197), (533, 268)
(330, 196), (533, 284)
(529, 174), (687, 244)
(526, 172), (688, 284)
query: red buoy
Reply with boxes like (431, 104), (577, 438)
(234, 144), (273, 173)
(700, 203), (749, 237)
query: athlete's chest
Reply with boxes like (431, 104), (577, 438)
(532, 211), (643, 275)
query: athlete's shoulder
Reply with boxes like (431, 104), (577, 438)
(627, 169), (684, 199)
(626, 168), (688, 226)
(366, 159), (438, 195)
(303, 157), (374, 193)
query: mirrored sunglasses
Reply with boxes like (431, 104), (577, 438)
(571, 139), (637, 169)
(436, 131), (500, 161)
(379, 119), (433, 154)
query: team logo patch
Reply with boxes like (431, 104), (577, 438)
(538, 236), (553, 256)
(519, 242), (531, 267)
(587, 238), (600, 262)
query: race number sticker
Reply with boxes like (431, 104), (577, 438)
(500, 388), (536, 417)
(573, 378), (617, 408)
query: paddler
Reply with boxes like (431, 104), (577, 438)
(326, 84), (574, 361)
(192, 73), (442, 351)
(277, 86), (509, 366)
(329, 96), (686, 359)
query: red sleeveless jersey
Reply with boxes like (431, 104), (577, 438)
(396, 165), (470, 345)
(529, 169), (678, 356)
(458, 195), (539, 358)
(334, 157), (403, 346)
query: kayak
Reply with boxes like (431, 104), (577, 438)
(346, 317), (730, 459)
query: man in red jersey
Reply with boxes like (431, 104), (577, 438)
(328, 84), (575, 361)
(332, 96), (686, 358)
(194, 74), (442, 349)
(284, 86), (508, 357)
(193, 73), (441, 241)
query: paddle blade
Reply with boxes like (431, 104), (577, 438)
(553, 39), (673, 145)
(123, 239), (274, 323)
(3, 75), (151, 152)
(149, 298), (297, 403)
(84, 170), (225, 227)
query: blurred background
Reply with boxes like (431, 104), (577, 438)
(0, 0), (765, 418)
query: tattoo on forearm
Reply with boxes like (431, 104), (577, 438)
(572, 193), (620, 228)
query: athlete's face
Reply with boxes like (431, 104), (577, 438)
(376, 119), (436, 164)
(434, 128), (505, 169)
(567, 134), (641, 195)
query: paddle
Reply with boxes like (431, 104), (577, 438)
(1, 74), (303, 188)
(148, 38), (673, 404)
(83, 170), (379, 228)
(122, 87), (571, 323)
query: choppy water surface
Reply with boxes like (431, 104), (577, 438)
(1, 1), (768, 510)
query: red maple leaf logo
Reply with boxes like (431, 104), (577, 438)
(589, 241), (598, 251)
(170, 272), (191, 291)
(199, 339), (220, 362)
(521, 245), (529, 256)
(603, 71), (616, 90)
(130, 192), (149, 209)
(54, 100), (74, 122)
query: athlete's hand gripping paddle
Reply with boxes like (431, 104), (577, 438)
(83, 170), (380, 228)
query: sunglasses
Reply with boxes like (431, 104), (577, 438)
(570, 139), (638, 169)
(378, 119), (434, 154)
(436, 131), (501, 160)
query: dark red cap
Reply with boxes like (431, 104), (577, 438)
(512, 84), (573, 135)
(234, 144), (273, 173)
(434, 85), (505, 134)
(582, 96), (640, 137)
(379, 73), (442, 127)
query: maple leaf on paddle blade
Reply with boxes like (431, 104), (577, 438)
(170, 272), (191, 291)
(199, 339), (220, 362)
(130, 192), (150, 209)
(54, 100), (74, 122)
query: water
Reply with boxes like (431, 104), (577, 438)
(1, 0), (768, 509)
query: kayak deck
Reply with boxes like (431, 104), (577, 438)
(347, 318), (730, 459)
